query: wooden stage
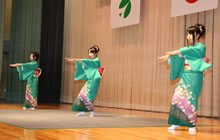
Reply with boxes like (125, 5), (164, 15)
(0, 103), (220, 140)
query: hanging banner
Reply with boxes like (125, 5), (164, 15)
(171, 0), (218, 17)
(111, 0), (141, 29)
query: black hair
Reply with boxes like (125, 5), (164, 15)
(31, 52), (39, 61)
(194, 23), (206, 41)
(88, 45), (100, 54)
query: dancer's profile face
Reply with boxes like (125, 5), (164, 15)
(88, 51), (96, 59)
(186, 32), (193, 43)
(30, 54), (35, 61)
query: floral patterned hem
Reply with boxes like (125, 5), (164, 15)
(72, 82), (94, 112)
(168, 77), (200, 127)
(24, 84), (37, 108)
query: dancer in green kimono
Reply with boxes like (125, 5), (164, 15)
(158, 24), (212, 132)
(65, 45), (103, 117)
(10, 52), (41, 110)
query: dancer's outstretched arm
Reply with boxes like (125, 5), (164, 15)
(65, 57), (83, 63)
(158, 50), (181, 62)
(9, 63), (22, 67)
(158, 54), (170, 62)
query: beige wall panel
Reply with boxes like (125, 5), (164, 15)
(61, 0), (219, 116)
(213, 2), (220, 117)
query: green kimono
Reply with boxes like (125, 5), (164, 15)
(17, 61), (39, 108)
(72, 57), (101, 112)
(168, 43), (212, 127)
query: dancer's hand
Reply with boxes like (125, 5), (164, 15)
(158, 54), (170, 62)
(65, 57), (70, 62)
(9, 63), (22, 67)
(65, 57), (75, 62)
(9, 64), (16, 67)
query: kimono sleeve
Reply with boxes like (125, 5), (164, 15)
(179, 47), (201, 58)
(169, 55), (185, 80)
(74, 61), (88, 81)
(179, 45), (212, 72)
(82, 58), (101, 68)
(17, 62), (38, 80)
(82, 58), (101, 80)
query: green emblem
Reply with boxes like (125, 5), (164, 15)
(119, 0), (131, 18)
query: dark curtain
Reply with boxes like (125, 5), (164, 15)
(38, 0), (64, 103)
(6, 0), (42, 103)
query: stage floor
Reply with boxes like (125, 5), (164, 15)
(0, 103), (220, 140)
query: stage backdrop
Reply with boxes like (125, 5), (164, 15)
(6, 0), (42, 103)
(0, 0), (5, 83)
(61, 0), (220, 117)
(38, 0), (64, 104)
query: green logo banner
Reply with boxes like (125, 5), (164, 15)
(111, 0), (140, 29)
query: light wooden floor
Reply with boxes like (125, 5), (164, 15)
(0, 103), (220, 140)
